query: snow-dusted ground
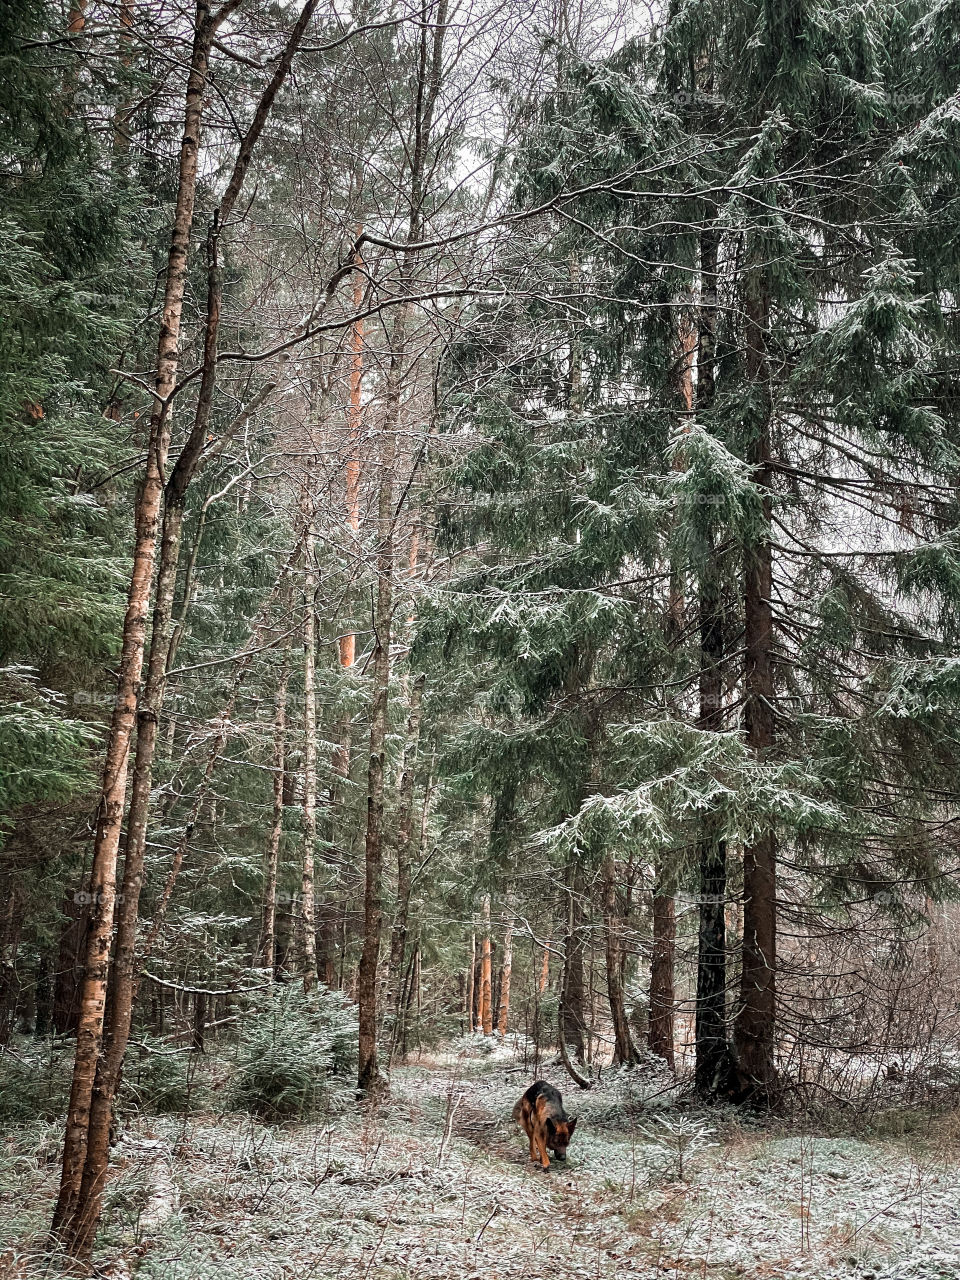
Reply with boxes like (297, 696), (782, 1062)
(2, 1039), (960, 1278)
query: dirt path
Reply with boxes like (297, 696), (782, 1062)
(378, 1049), (727, 1280)
(383, 1053), (661, 1280)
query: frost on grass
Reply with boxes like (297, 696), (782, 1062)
(2, 1042), (960, 1279)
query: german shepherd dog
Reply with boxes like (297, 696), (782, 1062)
(512, 1080), (578, 1169)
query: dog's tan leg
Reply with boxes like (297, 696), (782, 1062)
(523, 1115), (535, 1160)
(536, 1127), (550, 1169)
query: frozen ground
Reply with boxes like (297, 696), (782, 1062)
(2, 1039), (960, 1279)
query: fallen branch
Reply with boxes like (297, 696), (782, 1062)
(437, 1088), (465, 1166)
(557, 1000), (593, 1091)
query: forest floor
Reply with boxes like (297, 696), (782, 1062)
(2, 1038), (960, 1279)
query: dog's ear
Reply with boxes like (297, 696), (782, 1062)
(567, 1116), (578, 1134)
(545, 1116), (556, 1136)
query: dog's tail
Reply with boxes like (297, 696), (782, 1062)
(511, 1098), (523, 1125)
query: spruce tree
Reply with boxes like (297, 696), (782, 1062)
(426, 0), (960, 1101)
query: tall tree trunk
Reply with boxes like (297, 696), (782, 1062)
(320, 709), (351, 987)
(356, 306), (407, 1094)
(691, 224), (735, 1097)
(339, 240), (364, 669)
(562, 862), (586, 1062)
(320, 275), (363, 982)
(316, 900), (337, 987)
(603, 854), (636, 1065)
(61, 4), (317, 1249)
(300, 501), (318, 992)
(479, 893), (493, 1036)
(465, 930), (476, 1031)
(260, 653), (289, 971)
(401, 941), (420, 1059)
(111, 1), (134, 159)
(734, 271), (778, 1097)
(648, 875), (676, 1068)
(387, 674), (425, 1057)
(276, 894), (296, 981)
(57, 5), (316, 1254)
(650, 261), (697, 1075)
(71, 491), (191, 1250)
(356, 0), (446, 1094)
(472, 950), (483, 1030)
(50, 4), (231, 1238)
(695, 553), (729, 1094)
(0, 887), (21, 1045)
(497, 899), (514, 1037)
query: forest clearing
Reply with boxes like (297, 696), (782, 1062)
(4, 0), (960, 1275)
(5, 1037), (960, 1279)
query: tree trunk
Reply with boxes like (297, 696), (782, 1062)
(192, 990), (207, 1053)
(479, 893), (493, 1035)
(276, 894), (295, 981)
(401, 941), (420, 1059)
(557, 988), (592, 1090)
(355, 481), (394, 1091)
(51, 4), (227, 1238)
(465, 931), (475, 1031)
(300, 501), (318, 993)
(56, 3), (319, 1253)
(695, 832), (727, 1093)
(734, 271), (778, 1098)
(695, 528), (729, 1094)
(339, 241), (364, 669)
(356, 304), (407, 1095)
(0, 886), (20, 1043)
(323, 535), (357, 988)
(387, 674), (425, 1057)
(648, 871), (676, 1068)
(356, 0), (446, 1094)
(260, 653), (289, 971)
(111, 0), (134, 159)
(319, 260), (362, 987)
(695, 550), (729, 1094)
(602, 854), (635, 1065)
(63, 12), (319, 1249)
(562, 863), (586, 1062)
(472, 951), (483, 1031)
(320, 709), (351, 987)
(690, 222), (735, 1097)
(497, 900), (513, 1037)
(650, 238), (703, 1077)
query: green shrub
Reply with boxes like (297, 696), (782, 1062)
(0, 1041), (71, 1122)
(232, 983), (357, 1121)
(121, 1040), (193, 1114)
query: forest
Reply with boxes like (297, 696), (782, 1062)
(2, 0), (960, 1276)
